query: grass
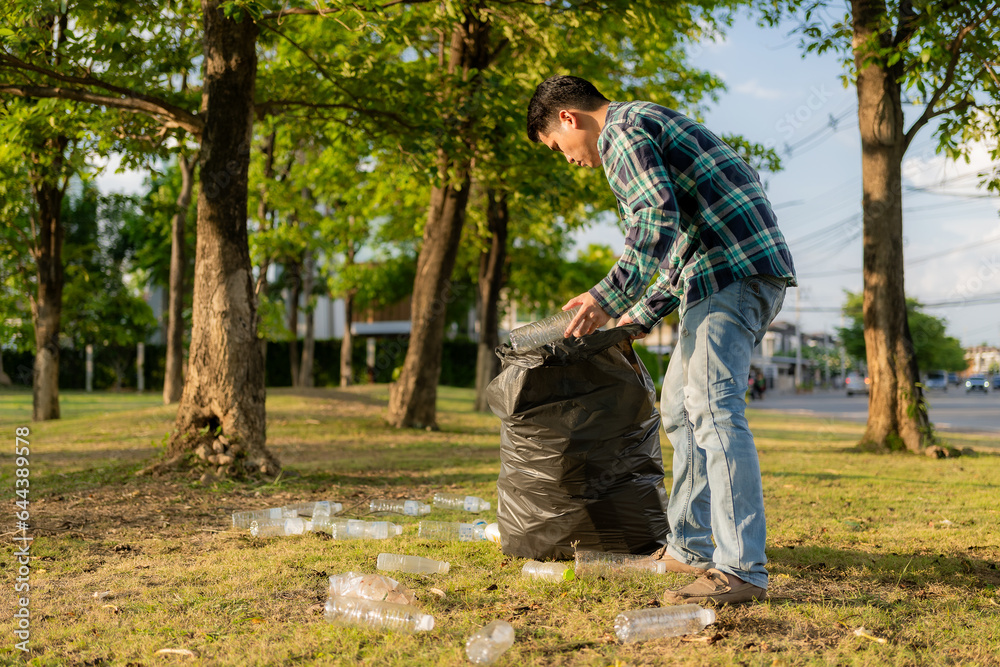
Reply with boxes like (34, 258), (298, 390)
(1, 385), (999, 666)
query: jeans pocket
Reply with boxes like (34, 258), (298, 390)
(739, 276), (785, 334)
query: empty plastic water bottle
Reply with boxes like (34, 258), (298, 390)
(614, 604), (716, 643)
(283, 500), (343, 518)
(324, 595), (434, 632)
(377, 553), (450, 575)
(369, 499), (432, 516)
(432, 493), (491, 512)
(418, 520), (487, 542)
(249, 516), (310, 537)
(328, 572), (417, 605)
(232, 507), (295, 529)
(466, 620), (515, 664)
(522, 560), (575, 582)
(317, 519), (403, 540)
(574, 550), (668, 576)
(508, 307), (580, 352)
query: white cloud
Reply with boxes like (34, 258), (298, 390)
(733, 78), (787, 100)
(902, 138), (999, 192)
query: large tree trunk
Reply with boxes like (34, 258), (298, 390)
(163, 154), (195, 404)
(387, 16), (490, 429)
(165, 1), (278, 476)
(299, 249), (315, 388)
(285, 258), (302, 386)
(28, 136), (68, 421)
(852, 0), (930, 452)
(473, 188), (507, 412)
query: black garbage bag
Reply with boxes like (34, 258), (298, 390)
(486, 325), (669, 560)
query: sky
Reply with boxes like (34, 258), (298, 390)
(96, 11), (1000, 348)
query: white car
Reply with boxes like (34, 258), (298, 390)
(845, 373), (870, 396)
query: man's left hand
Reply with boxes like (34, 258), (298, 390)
(562, 292), (611, 338)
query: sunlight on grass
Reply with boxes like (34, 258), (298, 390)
(0, 385), (998, 665)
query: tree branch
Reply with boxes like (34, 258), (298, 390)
(0, 84), (204, 136)
(902, 3), (999, 151)
(260, 0), (436, 19)
(0, 52), (198, 129)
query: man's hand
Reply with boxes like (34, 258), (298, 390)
(563, 292), (611, 338)
(617, 313), (648, 339)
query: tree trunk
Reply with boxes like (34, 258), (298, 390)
(28, 136), (68, 422)
(340, 242), (356, 387)
(285, 258), (301, 387)
(473, 188), (508, 412)
(0, 349), (10, 386)
(387, 15), (491, 429)
(163, 154), (195, 404)
(166, 1), (278, 476)
(388, 156), (471, 428)
(299, 249), (315, 388)
(341, 292), (354, 387)
(852, 0), (930, 452)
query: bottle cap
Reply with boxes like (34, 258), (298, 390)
(482, 501), (491, 510)
(699, 608), (717, 625)
(653, 562), (667, 574)
(415, 614), (435, 632)
(561, 567), (576, 582)
(484, 523), (501, 545)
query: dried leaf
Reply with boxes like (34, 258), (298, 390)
(101, 604), (120, 614)
(156, 648), (199, 658)
(428, 588), (446, 598)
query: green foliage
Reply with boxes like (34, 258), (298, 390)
(59, 182), (158, 351)
(837, 290), (967, 373)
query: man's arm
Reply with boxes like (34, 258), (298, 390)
(588, 123), (680, 320)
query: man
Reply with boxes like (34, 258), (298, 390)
(526, 75), (796, 604)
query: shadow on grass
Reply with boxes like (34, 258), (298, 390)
(769, 469), (1000, 489)
(768, 544), (1000, 601)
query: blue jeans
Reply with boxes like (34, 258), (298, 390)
(660, 275), (786, 589)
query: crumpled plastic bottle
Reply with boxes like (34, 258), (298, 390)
(327, 572), (417, 606)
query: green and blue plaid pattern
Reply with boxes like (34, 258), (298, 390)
(591, 101), (797, 328)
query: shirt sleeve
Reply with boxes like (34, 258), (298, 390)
(589, 122), (680, 320)
(623, 274), (680, 330)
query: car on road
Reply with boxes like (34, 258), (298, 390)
(965, 375), (990, 394)
(924, 371), (948, 391)
(845, 372), (870, 396)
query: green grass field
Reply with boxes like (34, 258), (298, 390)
(1, 386), (998, 666)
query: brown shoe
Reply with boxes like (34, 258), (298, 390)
(642, 545), (711, 575)
(662, 569), (767, 605)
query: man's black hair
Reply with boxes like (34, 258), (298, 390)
(526, 75), (609, 143)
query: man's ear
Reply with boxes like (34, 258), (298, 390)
(558, 109), (579, 129)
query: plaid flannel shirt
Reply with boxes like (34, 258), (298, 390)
(591, 101), (797, 329)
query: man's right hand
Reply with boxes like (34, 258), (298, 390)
(616, 313), (648, 339)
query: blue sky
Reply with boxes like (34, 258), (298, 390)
(97, 11), (999, 348)
(572, 13), (1000, 347)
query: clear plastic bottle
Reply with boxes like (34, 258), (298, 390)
(283, 500), (343, 518)
(614, 604), (716, 643)
(574, 550), (668, 576)
(432, 493), (491, 512)
(508, 307), (580, 352)
(418, 520), (488, 542)
(369, 499), (432, 516)
(522, 560), (575, 582)
(324, 595), (434, 633)
(465, 620), (515, 664)
(248, 516), (310, 537)
(232, 507), (296, 529)
(328, 572), (417, 605)
(316, 519), (403, 540)
(377, 553), (450, 575)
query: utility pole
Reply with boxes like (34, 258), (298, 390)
(794, 287), (802, 390)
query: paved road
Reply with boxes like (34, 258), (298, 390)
(749, 388), (1000, 435)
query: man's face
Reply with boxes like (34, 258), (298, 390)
(538, 110), (601, 169)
